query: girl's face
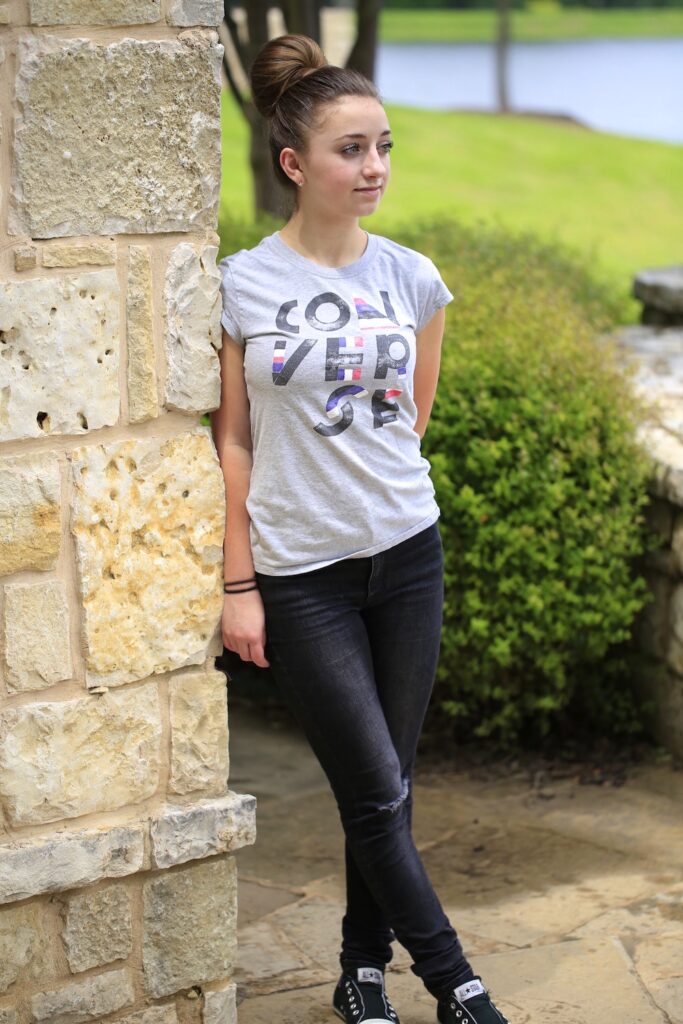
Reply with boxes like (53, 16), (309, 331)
(283, 95), (392, 219)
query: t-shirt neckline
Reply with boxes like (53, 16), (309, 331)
(268, 230), (378, 278)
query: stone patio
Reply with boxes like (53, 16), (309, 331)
(228, 701), (683, 1024)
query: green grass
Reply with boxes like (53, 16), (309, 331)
(219, 90), (683, 308)
(379, 8), (683, 43)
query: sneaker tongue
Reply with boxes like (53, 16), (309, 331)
(454, 978), (486, 1002)
(356, 967), (384, 986)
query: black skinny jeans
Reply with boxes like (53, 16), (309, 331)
(254, 521), (472, 999)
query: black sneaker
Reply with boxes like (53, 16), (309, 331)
(333, 967), (400, 1024)
(437, 976), (510, 1024)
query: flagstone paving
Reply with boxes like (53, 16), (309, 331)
(228, 701), (683, 1024)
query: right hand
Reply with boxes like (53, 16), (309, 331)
(222, 588), (270, 668)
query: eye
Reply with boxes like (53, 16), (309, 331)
(380, 140), (394, 153)
(341, 143), (361, 155)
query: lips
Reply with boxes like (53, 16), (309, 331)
(355, 186), (381, 193)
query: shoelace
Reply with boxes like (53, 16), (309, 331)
(343, 978), (398, 1021)
(444, 983), (509, 1024)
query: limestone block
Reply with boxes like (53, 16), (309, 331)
(117, 1008), (178, 1024)
(43, 241), (116, 267)
(61, 884), (133, 974)
(613, 326), (683, 404)
(634, 570), (673, 661)
(0, 1010), (17, 1024)
(652, 393), (683, 443)
(11, 35), (222, 238)
(0, 903), (42, 993)
(634, 265), (683, 316)
(69, 428), (225, 687)
(29, 1), (161, 24)
(668, 583), (683, 676)
(0, 453), (60, 577)
(13, 244), (36, 271)
(637, 664), (683, 760)
(3, 580), (72, 692)
(31, 966), (135, 1023)
(673, 511), (683, 573)
(0, 685), (161, 826)
(169, 670), (228, 796)
(0, 9), (9, 26)
(142, 857), (237, 998)
(203, 983), (236, 1024)
(150, 792), (257, 868)
(0, 824), (145, 904)
(164, 243), (222, 414)
(128, 246), (158, 423)
(168, 0), (223, 26)
(645, 495), (675, 546)
(642, 426), (683, 507)
(646, 547), (681, 580)
(0, 269), (120, 441)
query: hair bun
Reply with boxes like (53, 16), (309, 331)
(250, 34), (328, 119)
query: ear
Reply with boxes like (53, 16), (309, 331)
(280, 146), (303, 186)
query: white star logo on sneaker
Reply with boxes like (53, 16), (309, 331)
(454, 979), (486, 1002)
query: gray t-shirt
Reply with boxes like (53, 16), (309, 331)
(218, 230), (453, 576)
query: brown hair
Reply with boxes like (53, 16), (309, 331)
(249, 34), (382, 194)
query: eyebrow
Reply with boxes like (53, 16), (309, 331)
(334, 130), (392, 141)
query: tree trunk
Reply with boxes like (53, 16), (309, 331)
(243, 0), (269, 73)
(281, 0), (323, 43)
(345, 0), (383, 82)
(247, 106), (286, 219)
(495, 0), (511, 113)
(221, 0), (283, 217)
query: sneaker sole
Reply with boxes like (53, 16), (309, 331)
(331, 1007), (395, 1024)
(333, 1010), (397, 1024)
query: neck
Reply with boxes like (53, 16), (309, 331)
(279, 209), (369, 268)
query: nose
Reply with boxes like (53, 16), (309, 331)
(362, 147), (385, 181)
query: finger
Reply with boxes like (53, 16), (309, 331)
(236, 641), (253, 663)
(249, 641), (270, 669)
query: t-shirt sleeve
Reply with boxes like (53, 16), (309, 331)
(218, 258), (244, 345)
(416, 257), (454, 333)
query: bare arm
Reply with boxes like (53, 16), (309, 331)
(211, 328), (255, 580)
(210, 327), (269, 667)
(413, 306), (446, 439)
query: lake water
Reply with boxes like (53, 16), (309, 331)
(376, 39), (683, 145)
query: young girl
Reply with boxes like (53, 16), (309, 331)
(212, 33), (510, 1024)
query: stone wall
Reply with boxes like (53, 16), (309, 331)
(0, 3), (255, 1023)
(613, 267), (683, 759)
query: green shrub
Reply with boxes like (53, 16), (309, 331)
(390, 217), (658, 749)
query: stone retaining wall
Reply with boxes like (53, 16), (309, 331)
(0, 4), (254, 1023)
(614, 267), (683, 759)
